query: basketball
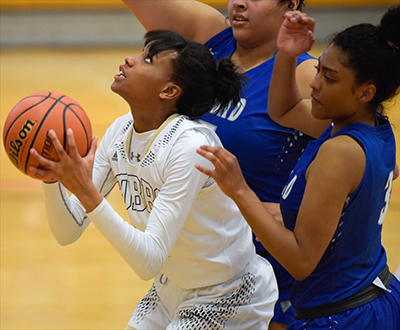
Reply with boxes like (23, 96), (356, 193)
(3, 91), (92, 180)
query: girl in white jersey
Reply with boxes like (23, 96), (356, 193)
(29, 30), (278, 329)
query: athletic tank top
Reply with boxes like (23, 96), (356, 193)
(201, 27), (315, 203)
(201, 29), (316, 295)
(280, 115), (396, 308)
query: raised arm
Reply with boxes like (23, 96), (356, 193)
(122, 0), (228, 44)
(269, 11), (331, 139)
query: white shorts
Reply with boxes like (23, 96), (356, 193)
(127, 254), (278, 329)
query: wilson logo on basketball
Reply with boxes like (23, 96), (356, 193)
(8, 119), (36, 168)
(3, 91), (92, 179)
(40, 132), (54, 160)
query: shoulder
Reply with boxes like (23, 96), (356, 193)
(175, 122), (221, 149)
(309, 135), (366, 194)
(319, 135), (365, 159)
(101, 112), (133, 144)
(165, 120), (221, 163)
(295, 57), (318, 99)
(108, 112), (133, 132)
(296, 56), (317, 72)
(154, 117), (221, 160)
(205, 27), (235, 58)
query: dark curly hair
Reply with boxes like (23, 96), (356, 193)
(144, 30), (247, 120)
(329, 4), (400, 114)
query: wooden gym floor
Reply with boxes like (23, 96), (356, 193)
(1, 45), (400, 329)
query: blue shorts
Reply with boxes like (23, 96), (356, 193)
(271, 299), (296, 325)
(288, 276), (400, 330)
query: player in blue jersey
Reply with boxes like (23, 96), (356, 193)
(196, 4), (400, 330)
(123, 1), (318, 328)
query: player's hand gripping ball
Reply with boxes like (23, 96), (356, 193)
(3, 91), (92, 179)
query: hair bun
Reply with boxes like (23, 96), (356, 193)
(379, 4), (400, 51)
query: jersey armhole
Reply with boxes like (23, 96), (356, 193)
(343, 134), (365, 153)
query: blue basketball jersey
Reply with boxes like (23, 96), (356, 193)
(280, 114), (396, 309)
(201, 28), (316, 307)
(202, 27), (315, 204)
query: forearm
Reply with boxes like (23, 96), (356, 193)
(232, 186), (311, 280)
(123, 0), (182, 32)
(88, 199), (168, 281)
(122, 0), (226, 43)
(42, 154), (116, 245)
(268, 51), (302, 122)
(42, 182), (90, 245)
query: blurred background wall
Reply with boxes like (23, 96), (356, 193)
(1, 1), (399, 329)
(1, 0), (398, 48)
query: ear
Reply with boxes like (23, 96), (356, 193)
(159, 83), (181, 101)
(286, 0), (300, 11)
(359, 83), (376, 104)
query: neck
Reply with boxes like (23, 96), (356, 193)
(331, 111), (376, 136)
(130, 104), (177, 133)
(231, 40), (278, 72)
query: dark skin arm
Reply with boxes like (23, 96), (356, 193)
(268, 11), (331, 138)
(195, 135), (365, 280)
(30, 129), (102, 213)
(122, 0), (228, 44)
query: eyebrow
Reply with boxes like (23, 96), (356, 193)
(318, 57), (339, 74)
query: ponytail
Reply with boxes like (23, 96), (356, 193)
(143, 30), (247, 120)
(211, 58), (247, 116)
(379, 4), (400, 52)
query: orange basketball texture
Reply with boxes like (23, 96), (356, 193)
(3, 91), (92, 179)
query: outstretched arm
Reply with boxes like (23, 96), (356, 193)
(123, 0), (228, 44)
(195, 138), (365, 280)
(269, 11), (331, 139)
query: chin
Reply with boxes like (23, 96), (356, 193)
(311, 109), (323, 120)
(110, 83), (123, 97)
(311, 104), (324, 120)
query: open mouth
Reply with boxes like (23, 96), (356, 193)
(119, 70), (126, 78)
(233, 14), (247, 23)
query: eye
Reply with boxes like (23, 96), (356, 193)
(314, 65), (334, 82)
(144, 56), (152, 64)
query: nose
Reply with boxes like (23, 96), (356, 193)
(310, 72), (320, 91)
(231, 0), (247, 9)
(125, 56), (135, 67)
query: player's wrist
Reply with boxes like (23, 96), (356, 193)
(75, 184), (103, 213)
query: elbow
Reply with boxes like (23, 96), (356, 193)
(57, 241), (72, 247)
(54, 236), (79, 246)
(267, 108), (287, 127)
(123, 240), (168, 282)
(267, 105), (280, 123)
(394, 163), (399, 180)
(131, 262), (163, 282)
(136, 271), (158, 282)
(288, 262), (316, 281)
(50, 228), (82, 246)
